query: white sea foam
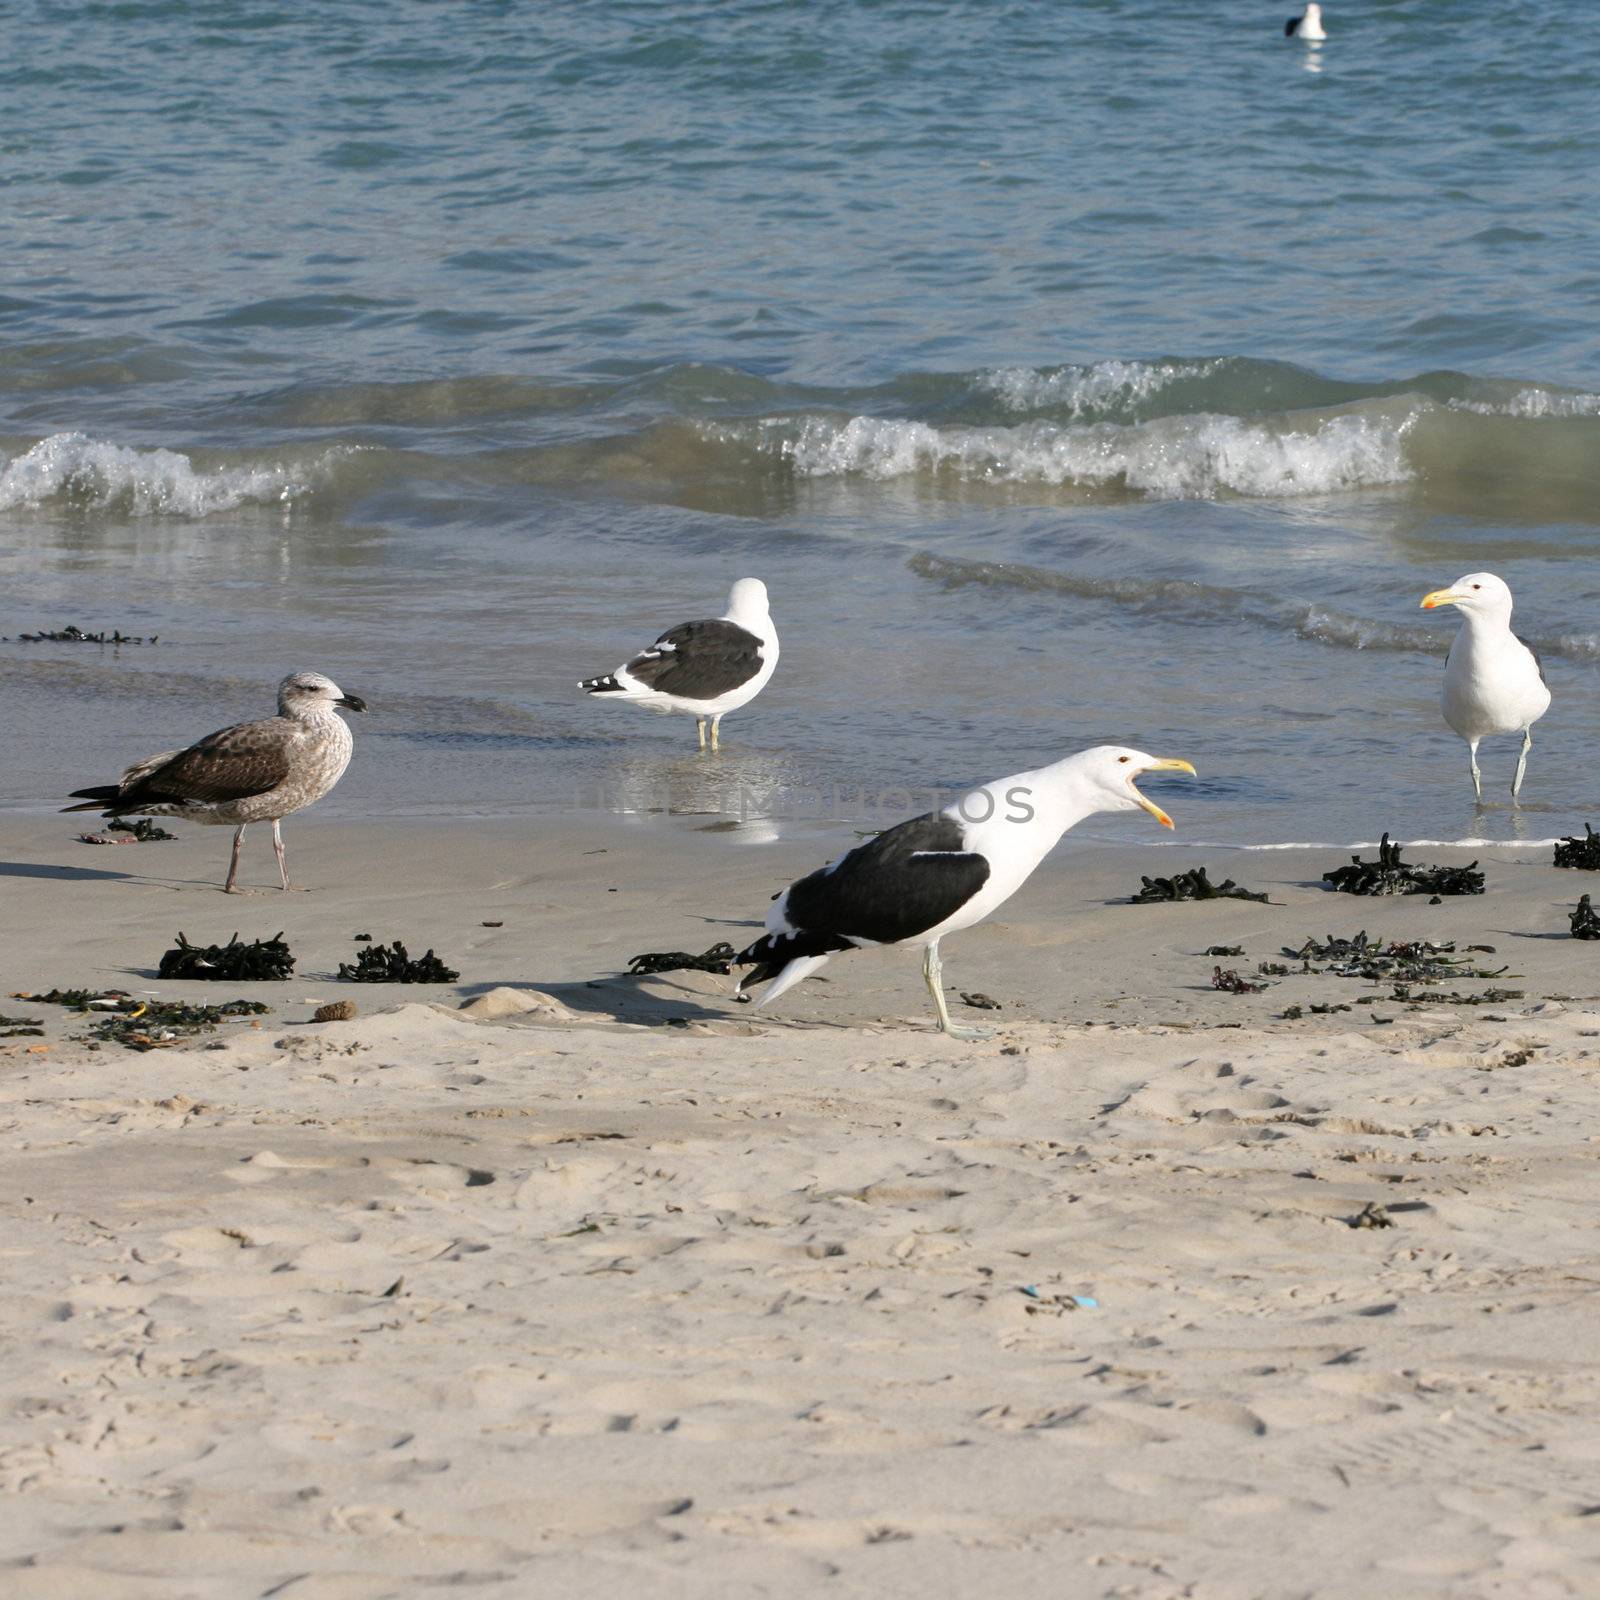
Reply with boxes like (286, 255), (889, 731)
(725, 410), (1414, 499)
(1449, 388), (1600, 419)
(0, 432), (322, 515)
(975, 358), (1221, 417)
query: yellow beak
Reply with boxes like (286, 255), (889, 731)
(1134, 758), (1197, 830)
(1420, 588), (1464, 611)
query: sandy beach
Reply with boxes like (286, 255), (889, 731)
(4, 814), (1600, 1597)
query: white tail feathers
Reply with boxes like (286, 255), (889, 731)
(751, 952), (832, 1007)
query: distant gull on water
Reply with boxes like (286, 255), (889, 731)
(64, 670), (368, 892)
(1420, 572), (1550, 803)
(580, 577), (778, 751)
(1286, 4), (1326, 39)
(735, 747), (1196, 1041)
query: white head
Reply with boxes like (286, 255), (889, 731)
(726, 577), (770, 622)
(1420, 571), (1514, 622)
(1304, 3), (1322, 19)
(1065, 746), (1198, 829)
(277, 670), (368, 717)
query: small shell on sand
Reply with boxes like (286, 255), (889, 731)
(313, 1000), (358, 1023)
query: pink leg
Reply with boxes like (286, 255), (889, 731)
(224, 825), (246, 893)
(272, 819), (290, 890)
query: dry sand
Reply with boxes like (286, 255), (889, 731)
(3, 812), (1600, 1597)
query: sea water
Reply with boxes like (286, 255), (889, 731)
(3, 0), (1599, 847)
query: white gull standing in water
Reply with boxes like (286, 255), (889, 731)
(65, 670), (368, 892)
(579, 578), (778, 751)
(1286, 4), (1326, 39)
(735, 747), (1196, 1041)
(1420, 572), (1550, 803)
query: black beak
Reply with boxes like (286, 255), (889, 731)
(337, 694), (369, 713)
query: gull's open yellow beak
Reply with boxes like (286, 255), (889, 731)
(1420, 588), (1463, 611)
(1134, 757), (1197, 830)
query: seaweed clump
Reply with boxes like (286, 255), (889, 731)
(1323, 835), (1484, 897)
(1571, 895), (1600, 940)
(627, 942), (736, 976)
(1133, 867), (1270, 905)
(12, 987), (117, 1011)
(1554, 826), (1600, 871)
(158, 932), (296, 981)
(17, 625), (158, 644)
(1275, 932), (1522, 1006)
(112, 818), (176, 841)
(14, 989), (269, 1049)
(1212, 966), (1266, 994)
(88, 997), (270, 1051)
(0, 1011), (45, 1037)
(338, 940), (459, 983)
(79, 817), (177, 844)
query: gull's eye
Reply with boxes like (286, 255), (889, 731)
(1118, 755), (1130, 764)
(1472, 583), (1481, 590)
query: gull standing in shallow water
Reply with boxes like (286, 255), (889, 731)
(736, 747), (1196, 1041)
(1420, 572), (1550, 803)
(580, 578), (778, 751)
(64, 670), (368, 892)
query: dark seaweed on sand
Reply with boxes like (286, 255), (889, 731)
(1553, 826), (1600, 871)
(90, 997), (270, 1049)
(159, 931), (296, 981)
(1322, 835), (1484, 897)
(1280, 932), (1509, 984)
(1133, 867), (1270, 904)
(627, 942), (736, 976)
(15, 987), (121, 1011)
(338, 939), (459, 983)
(1212, 966), (1267, 994)
(1571, 895), (1600, 940)
(111, 817), (176, 841)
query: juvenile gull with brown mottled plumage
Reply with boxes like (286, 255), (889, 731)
(64, 670), (368, 892)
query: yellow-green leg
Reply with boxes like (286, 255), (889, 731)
(922, 941), (993, 1043)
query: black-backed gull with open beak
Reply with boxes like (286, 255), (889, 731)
(1420, 571), (1550, 803)
(64, 670), (368, 892)
(736, 746), (1196, 1041)
(579, 577), (778, 751)
(1286, 4), (1326, 39)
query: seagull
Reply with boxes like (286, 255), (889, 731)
(1286, 4), (1326, 39)
(580, 578), (778, 751)
(1420, 572), (1550, 802)
(735, 747), (1196, 1041)
(64, 670), (368, 892)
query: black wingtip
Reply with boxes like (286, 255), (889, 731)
(63, 786), (120, 813)
(1285, 17), (1297, 34)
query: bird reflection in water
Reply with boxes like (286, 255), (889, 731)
(585, 748), (819, 843)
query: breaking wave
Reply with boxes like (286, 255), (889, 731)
(709, 407), (1415, 500)
(973, 358), (1226, 419)
(0, 432), (349, 516)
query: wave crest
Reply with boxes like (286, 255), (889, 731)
(713, 409), (1414, 500)
(0, 432), (330, 515)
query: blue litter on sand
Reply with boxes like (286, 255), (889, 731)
(1018, 1285), (1098, 1309)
